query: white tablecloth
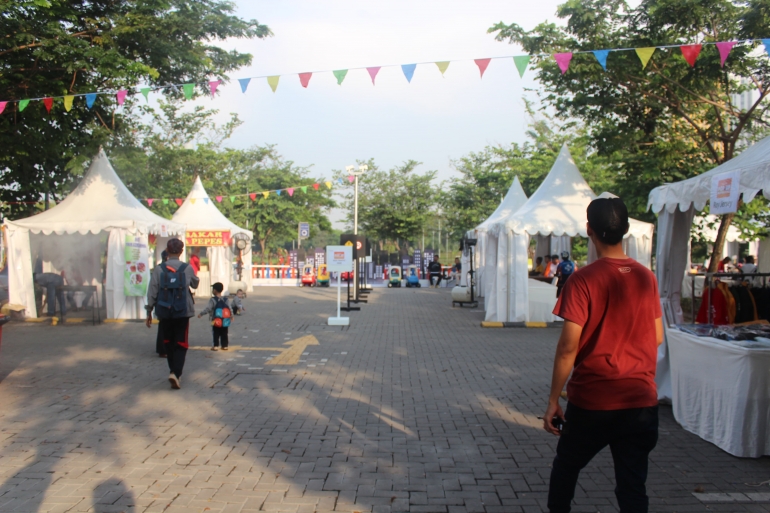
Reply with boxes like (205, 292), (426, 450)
(528, 279), (560, 323)
(667, 328), (770, 457)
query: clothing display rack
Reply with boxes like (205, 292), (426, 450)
(688, 272), (770, 325)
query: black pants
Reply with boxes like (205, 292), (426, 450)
(155, 325), (165, 355)
(160, 317), (189, 378)
(429, 273), (442, 286)
(548, 403), (659, 513)
(213, 326), (229, 348)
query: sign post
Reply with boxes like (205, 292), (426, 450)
(326, 245), (352, 326)
(298, 222), (309, 249)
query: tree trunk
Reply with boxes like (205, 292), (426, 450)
(706, 213), (735, 273)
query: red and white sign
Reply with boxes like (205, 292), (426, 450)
(326, 245), (352, 272)
(710, 171), (741, 215)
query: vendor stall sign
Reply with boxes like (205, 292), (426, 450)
(710, 171), (741, 215)
(326, 245), (352, 272)
(124, 235), (149, 297)
(186, 230), (230, 246)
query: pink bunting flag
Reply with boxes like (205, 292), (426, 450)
(147, 199), (154, 206)
(287, 188), (294, 197)
(367, 67), (381, 85)
(299, 73), (312, 88)
(175, 198), (183, 206)
(215, 196), (223, 203)
(715, 41), (736, 67)
(43, 97), (54, 113)
(209, 80), (222, 96)
(116, 90), (128, 105)
(553, 53), (573, 74)
(249, 193), (257, 201)
(474, 58), (491, 78)
(348, 175), (355, 183)
(313, 183), (319, 191)
(680, 44), (702, 67)
(0, 101), (6, 115)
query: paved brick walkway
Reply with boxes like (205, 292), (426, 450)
(0, 287), (767, 512)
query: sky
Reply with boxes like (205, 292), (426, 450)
(195, 1), (570, 227)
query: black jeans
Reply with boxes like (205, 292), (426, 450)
(213, 326), (229, 348)
(548, 403), (659, 513)
(160, 317), (189, 378)
(429, 273), (442, 286)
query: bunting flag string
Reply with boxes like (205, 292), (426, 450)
(2, 38), (769, 113)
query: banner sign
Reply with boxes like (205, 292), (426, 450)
(314, 248), (325, 268)
(124, 234), (149, 297)
(186, 230), (230, 247)
(289, 250), (298, 270)
(327, 245), (353, 272)
(710, 171), (741, 215)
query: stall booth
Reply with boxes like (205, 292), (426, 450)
(3, 149), (184, 319)
(485, 144), (654, 323)
(171, 177), (252, 297)
(648, 134), (770, 458)
(463, 176), (528, 296)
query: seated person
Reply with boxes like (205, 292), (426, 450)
(427, 255), (443, 288)
(531, 256), (545, 276)
(232, 289), (246, 315)
(543, 255), (559, 278)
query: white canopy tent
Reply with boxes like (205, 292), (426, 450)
(485, 144), (654, 322)
(171, 177), (252, 295)
(3, 149), (184, 319)
(463, 176), (528, 296)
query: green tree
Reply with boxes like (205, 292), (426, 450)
(1, 0), (270, 218)
(490, 0), (770, 270)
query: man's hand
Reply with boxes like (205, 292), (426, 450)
(197, 314), (202, 319)
(543, 401), (565, 436)
(145, 315), (152, 328)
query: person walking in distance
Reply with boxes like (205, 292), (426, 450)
(543, 197), (664, 513)
(146, 239), (199, 389)
(154, 250), (169, 358)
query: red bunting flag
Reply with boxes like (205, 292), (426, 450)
(147, 199), (154, 206)
(175, 198), (183, 206)
(43, 97), (54, 113)
(215, 196), (223, 203)
(348, 175), (355, 183)
(299, 73), (312, 88)
(0, 101), (6, 115)
(287, 188), (295, 196)
(554, 53), (573, 74)
(209, 80), (222, 96)
(249, 193), (257, 201)
(313, 183), (319, 191)
(367, 67), (381, 85)
(680, 44), (702, 66)
(474, 58), (491, 78)
(716, 41), (736, 67)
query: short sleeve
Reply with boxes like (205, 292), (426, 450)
(553, 275), (590, 326)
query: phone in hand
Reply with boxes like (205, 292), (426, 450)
(552, 416), (564, 432)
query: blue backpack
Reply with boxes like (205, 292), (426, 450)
(155, 262), (189, 319)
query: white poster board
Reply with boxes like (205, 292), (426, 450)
(710, 171), (741, 215)
(327, 246), (352, 272)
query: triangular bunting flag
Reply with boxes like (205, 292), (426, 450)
(401, 64), (416, 83)
(287, 188), (295, 196)
(229, 196), (236, 203)
(203, 198), (209, 204)
(680, 44), (702, 67)
(249, 193), (257, 201)
(63, 95), (74, 112)
(764, 39), (770, 57)
(85, 94), (96, 108)
(367, 67), (381, 85)
(267, 76), (280, 93)
(513, 55), (530, 77)
(175, 198), (183, 206)
(0, 101), (6, 114)
(262, 191), (269, 199)
(162, 199), (169, 205)
(333, 69), (348, 85)
(553, 53), (573, 74)
(716, 41), (736, 67)
(116, 90), (128, 105)
(301, 186), (307, 194)
(147, 199), (154, 206)
(474, 58), (491, 78)
(348, 175), (355, 183)
(190, 198), (196, 204)
(435, 61), (450, 76)
(140, 87), (151, 101)
(325, 181), (332, 189)
(276, 190), (282, 196)
(238, 78), (251, 93)
(19, 99), (30, 112)
(635, 47), (655, 69)
(216, 196), (223, 203)
(209, 80), (221, 96)
(593, 50), (609, 70)
(182, 83), (195, 99)
(43, 97), (53, 113)
(313, 183), (319, 191)
(299, 73), (312, 88)
(337, 178), (343, 185)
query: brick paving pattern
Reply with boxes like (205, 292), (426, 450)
(0, 287), (767, 512)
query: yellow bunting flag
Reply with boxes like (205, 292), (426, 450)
(435, 61), (450, 76)
(262, 191), (269, 199)
(325, 181), (332, 189)
(191, 198), (197, 204)
(63, 95), (74, 112)
(635, 47), (655, 69)
(267, 76), (280, 93)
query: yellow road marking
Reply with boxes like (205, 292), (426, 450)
(481, 321), (504, 328)
(189, 345), (283, 351)
(525, 322), (547, 328)
(267, 335), (320, 365)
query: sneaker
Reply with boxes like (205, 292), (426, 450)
(211, 346), (219, 351)
(222, 347), (229, 351)
(168, 373), (181, 389)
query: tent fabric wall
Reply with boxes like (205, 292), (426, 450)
(5, 222), (36, 317)
(106, 229), (148, 320)
(208, 246), (232, 293)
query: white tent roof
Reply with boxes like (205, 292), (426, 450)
(475, 176), (528, 233)
(6, 149), (184, 235)
(648, 134), (770, 213)
(171, 176), (251, 237)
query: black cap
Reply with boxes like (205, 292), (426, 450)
(587, 197), (629, 245)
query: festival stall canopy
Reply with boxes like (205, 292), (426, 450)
(476, 176), (528, 233)
(171, 176), (250, 238)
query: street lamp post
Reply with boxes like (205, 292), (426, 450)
(347, 164), (368, 235)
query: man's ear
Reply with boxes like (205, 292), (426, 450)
(586, 223), (594, 237)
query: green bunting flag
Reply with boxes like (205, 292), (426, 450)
(267, 76), (280, 93)
(333, 69), (348, 85)
(513, 55), (530, 77)
(635, 47), (655, 69)
(301, 186), (307, 193)
(18, 99), (30, 112)
(230, 196), (236, 203)
(140, 87), (151, 101)
(435, 61), (450, 76)
(162, 199), (169, 205)
(182, 83), (195, 100)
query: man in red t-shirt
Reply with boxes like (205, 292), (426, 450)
(543, 197), (664, 513)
